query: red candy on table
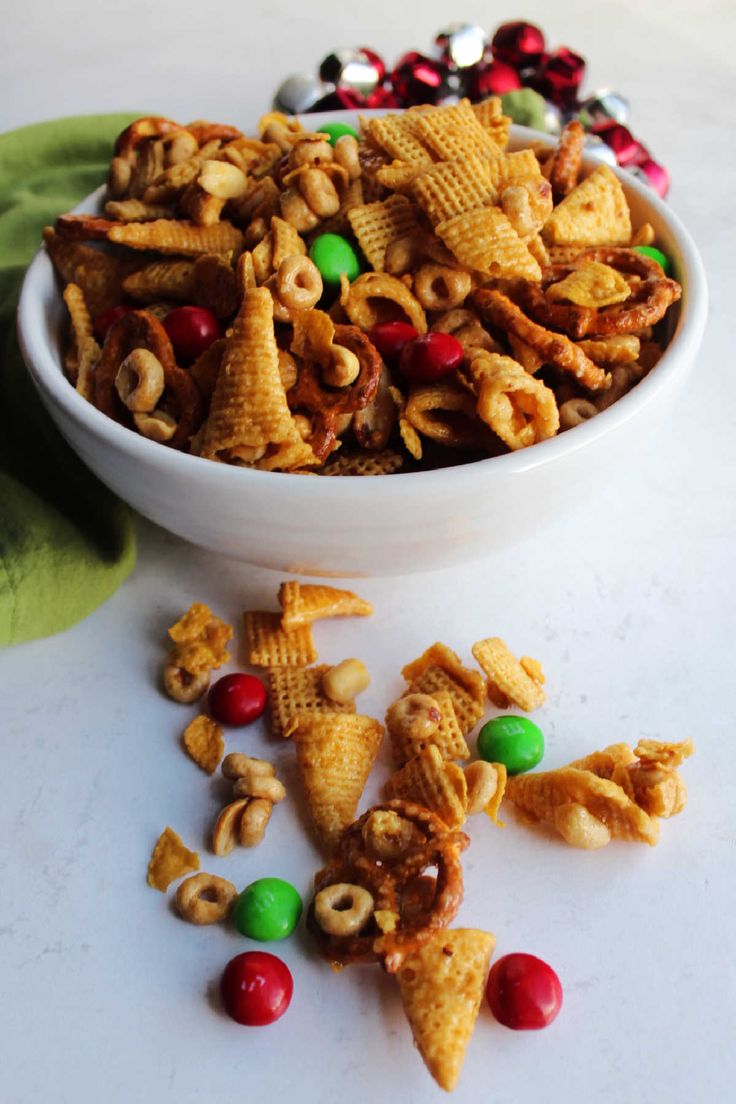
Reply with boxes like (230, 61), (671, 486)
(220, 951), (293, 1026)
(94, 304), (133, 342)
(209, 673), (267, 726)
(399, 332), (463, 383)
(486, 953), (563, 1030)
(162, 305), (221, 361)
(368, 321), (419, 362)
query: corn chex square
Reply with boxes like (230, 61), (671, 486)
(266, 665), (356, 738)
(411, 156), (498, 226)
(413, 100), (501, 162)
(367, 114), (434, 165)
(348, 195), (423, 271)
(436, 207), (542, 281)
(243, 610), (317, 667)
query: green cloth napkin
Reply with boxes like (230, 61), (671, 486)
(0, 114), (140, 647)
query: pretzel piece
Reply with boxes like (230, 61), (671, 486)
(471, 288), (611, 391)
(517, 248), (682, 338)
(94, 310), (204, 448)
(287, 323), (383, 461)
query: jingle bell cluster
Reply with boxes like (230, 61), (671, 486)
(273, 20), (669, 197)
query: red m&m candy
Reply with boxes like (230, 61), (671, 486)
(220, 951), (293, 1026)
(486, 952), (563, 1030)
(368, 321), (418, 362)
(399, 332), (463, 383)
(208, 673), (267, 726)
(163, 305), (221, 361)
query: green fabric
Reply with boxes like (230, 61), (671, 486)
(0, 114), (140, 647)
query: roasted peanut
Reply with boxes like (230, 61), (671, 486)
(333, 134), (361, 180)
(239, 798), (272, 847)
(233, 774), (286, 804)
(133, 409), (178, 443)
(464, 761), (499, 815)
(554, 802), (611, 849)
(221, 753), (275, 780)
(108, 156), (132, 198)
(289, 137), (333, 168)
(322, 345), (361, 388)
(212, 798), (250, 856)
(198, 159), (249, 200)
(322, 658), (370, 704)
(165, 130), (198, 166)
(280, 187), (320, 231)
(386, 693), (442, 742)
(298, 168), (341, 219)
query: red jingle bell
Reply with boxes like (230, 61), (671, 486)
(358, 47), (386, 84)
(534, 47), (586, 106)
(638, 158), (670, 198)
(591, 121), (649, 167)
(468, 61), (522, 99)
(390, 51), (450, 106)
(365, 85), (400, 109)
(490, 22), (546, 70)
(311, 86), (366, 112)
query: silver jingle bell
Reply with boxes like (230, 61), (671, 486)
(625, 165), (653, 188)
(435, 23), (487, 69)
(582, 133), (619, 167)
(542, 101), (563, 135)
(274, 73), (333, 115)
(319, 49), (382, 97)
(578, 90), (630, 128)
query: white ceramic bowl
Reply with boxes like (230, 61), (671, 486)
(17, 115), (707, 576)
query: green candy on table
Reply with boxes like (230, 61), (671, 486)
(633, 244), (672, 275)
(317, 122), (359, 146)
(309, 233), (361, 286)
(234, 877), (303, 942)
(477, 715), (544, 775)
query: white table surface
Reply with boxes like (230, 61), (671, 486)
(2, 2), (736, 1102)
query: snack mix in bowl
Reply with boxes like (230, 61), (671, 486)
(47, 100), (681, 476)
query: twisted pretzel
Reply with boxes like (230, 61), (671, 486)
(516, 248), (681, 339)
(94, 310), (204, 450)
(308, 800), (468, 973)
(114, 116), (181, 159)
(286, 324), (382, 461)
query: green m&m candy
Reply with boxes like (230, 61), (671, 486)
(234, 877), (303, 942)
(309, 233), (361, 286)
(633, 244), (672, 275)
(477, 715), (544, 775)
(318, 122), (359, 146)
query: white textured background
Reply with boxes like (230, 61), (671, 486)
(2, 2), (736, 1102)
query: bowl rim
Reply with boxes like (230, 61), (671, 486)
(17, 115), (708, 495)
